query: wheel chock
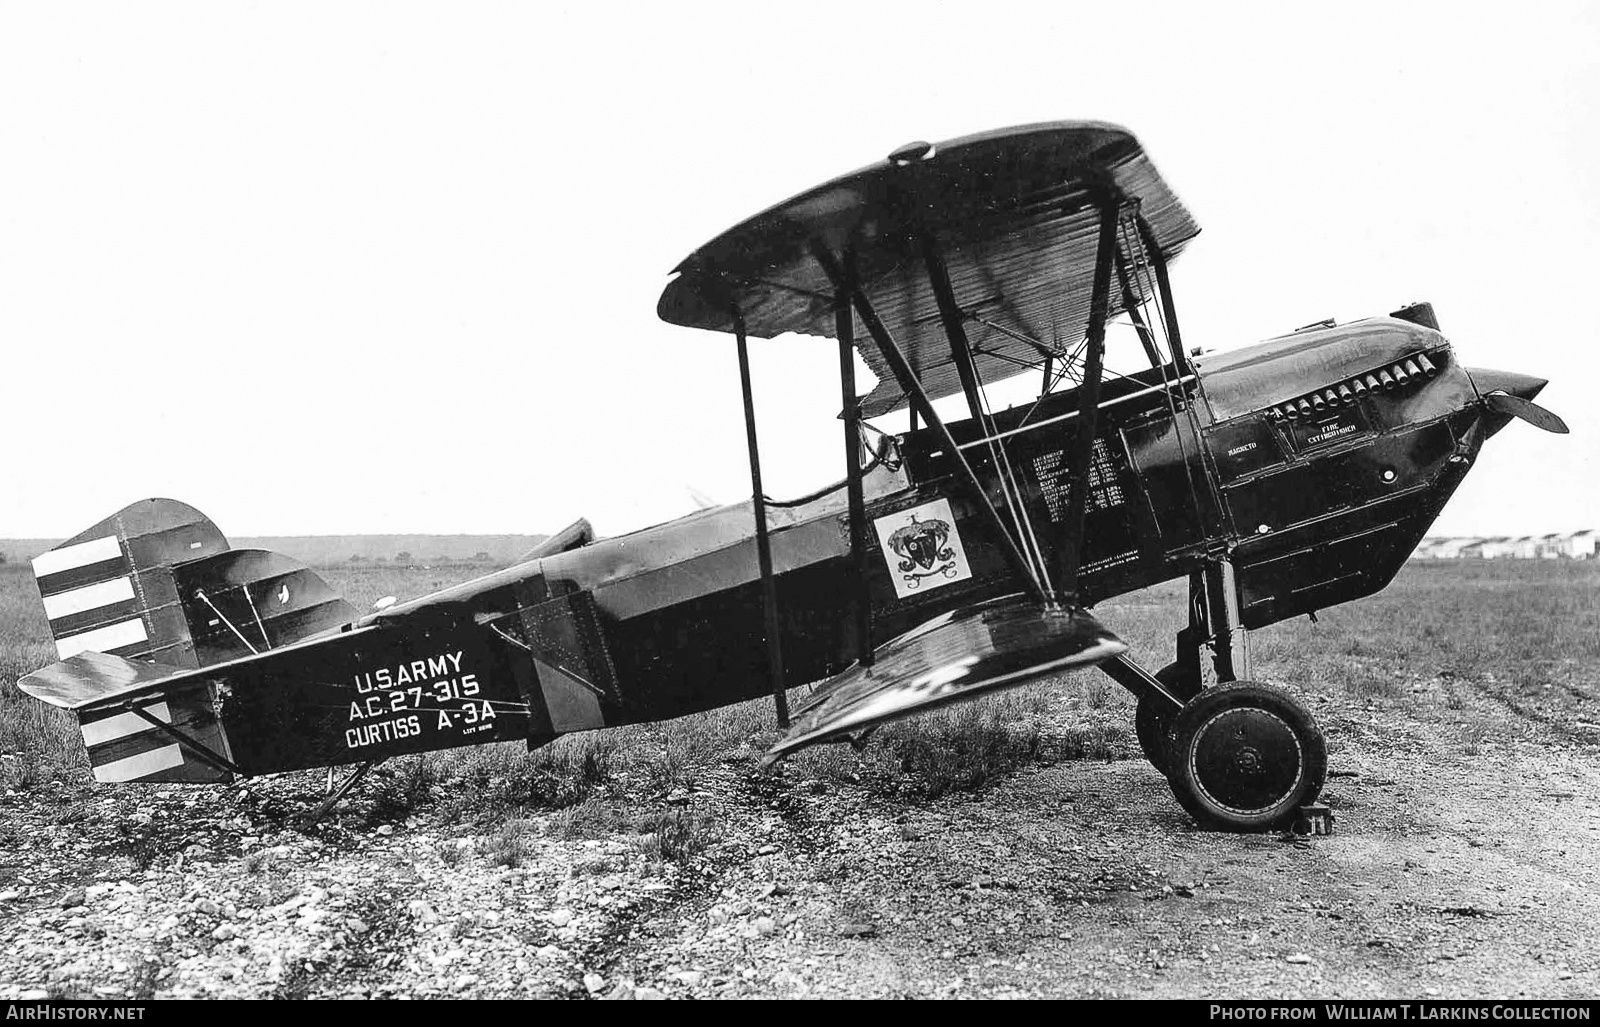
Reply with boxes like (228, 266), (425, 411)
(1293, 803), (1334, 836)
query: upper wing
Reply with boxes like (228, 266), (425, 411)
(763, 594), (1127, 764)
(657, 121), (1199, 417)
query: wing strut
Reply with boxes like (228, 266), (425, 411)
(733, 308), (790, 727)
(1123, 211), (1220, 538)
(813, 187), (1131, 607)
(836, 302), (874, 668)
(1057, 197), (1120, 598)
(1115, 249), (1165, 370)
(1137, 216), (1193, 379)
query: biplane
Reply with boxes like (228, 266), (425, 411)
(16, 122), (1566, 831)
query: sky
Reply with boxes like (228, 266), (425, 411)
(2, 1), (1596, 540)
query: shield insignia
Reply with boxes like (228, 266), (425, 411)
(873, 498), (973, 599)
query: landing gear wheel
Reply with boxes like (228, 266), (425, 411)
(1135, 662), (1200, 777)
(1165, 681), (1326, 832)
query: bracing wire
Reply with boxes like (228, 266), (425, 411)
(970, 376), (1052, 594)
(193, 589), (259, 656)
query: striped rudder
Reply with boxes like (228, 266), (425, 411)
(33, 499), (227, 666)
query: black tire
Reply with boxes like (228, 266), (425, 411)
(1165, 681), (1326, 832)
(1135, 662), (1200, 777)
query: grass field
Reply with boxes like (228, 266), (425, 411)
(5, 557), (1600, 1000)
(3, 558), (1598, 824)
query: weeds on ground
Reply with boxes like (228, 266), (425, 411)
(113, 820), (172, 871)
(886, 705), (1043, 798)
(264, 873), (298, 907)
(269, 961), (317, 1001)
(436, 836), (469, 865)
(784, 677), (1133, 799)
(481, 818), (540, 868)
(126, 958), (163, 1001)
(364, 756), (443, 825)
(789, 700), (1049, 799)
(1458, 722), (1491, 756)
(1052, 719), (1127, 761)
(544, 795), (622, 839)
(1341, 666), (1404, 704)
(636, 808), (710, 863)
(443, 736), (616, 812)
(0, 567), (84, 785)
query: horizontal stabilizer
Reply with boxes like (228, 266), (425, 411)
(18, 651), (174, 710)
(19, 499), (357, 785)
(763, 595), (1127, 764)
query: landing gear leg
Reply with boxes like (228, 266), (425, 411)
(1161, 558), (1327, 831)
(1120, 568), (1219, 776)
(1100, 654), (1191, 776)
(1101, 565), (1234, 776)
(1171, 560), (1252, 687)
(1201, 558), (1251, 684)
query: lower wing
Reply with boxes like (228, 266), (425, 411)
(764, 594), (1127, 764)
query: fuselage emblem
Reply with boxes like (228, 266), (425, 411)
(874, 498), (973, 599)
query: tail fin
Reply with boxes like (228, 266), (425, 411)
(33, 498), (227, 665)
(31, 498), (357, 669)
(170, 549), (356, 665)
(25, 498), (359, 783)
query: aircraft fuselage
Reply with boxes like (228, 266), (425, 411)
(383, 308), (1534, 750)
(73, 309), (1535, 777)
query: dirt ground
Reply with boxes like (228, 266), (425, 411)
(1, 694), (1596, 999)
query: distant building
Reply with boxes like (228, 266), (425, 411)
(1502, 536), (1540, 559)
(1421, 538), (1482, 559)
(1551, 529), (1599, 559)
(1472, 531), (1510, 556)
(1410, 530), (1596, 560)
